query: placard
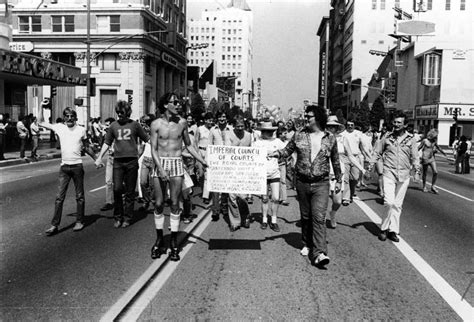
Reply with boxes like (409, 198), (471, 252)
(207, 145), (267, 195)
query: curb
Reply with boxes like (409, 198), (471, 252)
(0, 152), (61, 168)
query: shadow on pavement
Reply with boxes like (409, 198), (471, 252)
(351, 221), (380, 237)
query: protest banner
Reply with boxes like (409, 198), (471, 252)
(207, 145), (267, 194)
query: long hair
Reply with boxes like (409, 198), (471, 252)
(305, 104), (328, 130)
(115, 100), (132, 117)
(157, 92), (175, 114)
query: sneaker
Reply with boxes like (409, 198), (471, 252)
(182, 216), (192, 224)
(260, 222), (268, 230)
(269, 223), (280, 232)
(280, 201), (290, 206)
(431, 186), (439, 194)
(72, 222), (84, 232)
(300, 247), (309, 256)
(45, 226), (58, 236)
(314, 253), (330, 267)
(121, 221), (131, 228)
(114, 221), (122, 228)
(378, 230), (387, 241)
(246, 197), (253, 204)
(387, 231), (399, 242)
(422, 187), (428, 193)
(203, 198), (210, 205)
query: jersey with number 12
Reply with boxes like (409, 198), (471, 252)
(104, 120), (149, 158)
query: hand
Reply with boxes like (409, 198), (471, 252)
(158, 169), (170, 182)
(363, 169), (372, 181)
(201, 160), (208, 168)
(334, 182), (342, 194)
(268, 151), (279, 158)
(95, 159), (104, 169)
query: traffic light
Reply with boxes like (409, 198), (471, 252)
(88, 77), (96, 97)
(453, 109), (458, 121)
(343, 80), (349, 92)
(128, 94), (133, 106)
(166, 22), (176, 48)
(51, 86), (57, 96)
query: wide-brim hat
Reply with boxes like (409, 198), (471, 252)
(258, 121), (278, 131)
(327, 115), (341, 126)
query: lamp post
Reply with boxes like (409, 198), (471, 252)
(85, 0), (91, 128)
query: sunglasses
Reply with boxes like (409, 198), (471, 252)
(64, 114), (76, 119)
(304, 114), (315, 119)
(169, 100), (180, 106)
(116, 110), (126, 115)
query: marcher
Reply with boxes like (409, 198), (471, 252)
(418, 129), (446, 193)
(95, 100), (149, 228)
(194, 112), (214, 204)
(224, 115), (252, 231)
(149, 93), (207, 261)
(455, 136), (468, 174)
(30, 116), (40, 160)
(100, 117), (116, 211)
(138, 114), (155, 212)
(17, 116), (29, 159)
(208, 111), (232, 221)
(254, 121), (285, 232)
(276, 126), (290, 206)
(369, 111), (420, 243)
(465, 136), (471, 174)
(0, 114), (6, 160)
(341, 119), (371, 205)
(40, 107), (96, 236)
(271, 105), (341, 268)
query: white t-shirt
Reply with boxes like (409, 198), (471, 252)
(254, 138), (286, 179)
(53, 123), (87, 165)
(344, 129), (363, 155)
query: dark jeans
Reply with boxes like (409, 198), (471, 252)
(52, 164), (85, 226)
(19, 137), (27, 158)
(295, 179), (330, 259)
(31, 136), (39, 158)
(113, 157), (139, 222)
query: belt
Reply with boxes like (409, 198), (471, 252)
(296, 173), (329, 183)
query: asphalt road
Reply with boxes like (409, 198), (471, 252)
(0, 157), (472, 320)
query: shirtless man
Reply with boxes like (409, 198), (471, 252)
(150, 93), (207, 261)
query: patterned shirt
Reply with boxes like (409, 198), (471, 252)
(279, 128), (342, 182)
(371, 131), (419, 182)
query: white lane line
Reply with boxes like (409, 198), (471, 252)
(353, 198), (474, 321)
(100, 208), (212, 322)
(424, 182), (473, 202)
(90, 185), (106, 192)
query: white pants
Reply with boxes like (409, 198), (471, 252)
(382, 177), (410, 234)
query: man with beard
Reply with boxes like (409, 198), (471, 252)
(368, 110), (420, 242)
(95, 101), (149, 228)
(150, 93), (207, 261)
(40, 107), (96, 235)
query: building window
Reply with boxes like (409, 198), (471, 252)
(18, 16), (41, 33)
(52, 16), (74, 32)
(427, 0), (433, 10)
(97, 15), (120, 32)
(394, 0), (400, 8)
(378, 40), (384, 44)
(380, 0), (385, 10)
(445, 0), (451, 10)
(371, 0), (376, 9)
(145, 56), (151, 74)
(361, 40), (367, 44)
(96, 54), (121, 71)
(422, 53), (441, 86)
(460, 0), (465, 10)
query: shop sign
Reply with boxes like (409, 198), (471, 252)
(161, 52), (178, 68)
(438, 103), (474, 121)
(9, 42), (34, 52)
(415, 104), (438, 119)
(0, 50), (86, 85)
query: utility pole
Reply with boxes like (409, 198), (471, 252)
(85, 0), (91, 128)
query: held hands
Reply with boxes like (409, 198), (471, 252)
(95, 158), (104, 169)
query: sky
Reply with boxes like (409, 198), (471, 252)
(187, 0), (331, 115)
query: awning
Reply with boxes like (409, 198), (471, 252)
(0, 49), (86, 86)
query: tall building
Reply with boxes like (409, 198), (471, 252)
(9, 0), (187, 123)
(187, 0), (253, 109)
(319, 0), (473, 145)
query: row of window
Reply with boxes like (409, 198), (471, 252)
(371, 0), (466, 10)
(190, 27), (216, 33)
(222, 37), (242, 44)
(221, 63), (242, 69)
(190, 35), (215, 41)
(18, 15), (120, 33)
(222, 55), (242, 61)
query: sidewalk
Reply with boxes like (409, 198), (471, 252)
(0, 140), (61, 168)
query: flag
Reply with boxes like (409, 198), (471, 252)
(199, 61), (214, 89)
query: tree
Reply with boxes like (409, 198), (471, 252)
(335, 108), (345, 124)
(369, 97), (386, 130)
(354, 101), (371, 130)
(190, 92), (206, 120)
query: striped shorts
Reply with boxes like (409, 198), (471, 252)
(153, 157), (185, 178)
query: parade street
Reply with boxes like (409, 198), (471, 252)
(0, 157), (472, 320)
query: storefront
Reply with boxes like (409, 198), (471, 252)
(414, 103), (474, 146)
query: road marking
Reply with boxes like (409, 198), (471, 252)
(354, 198), (474, 321)
(439, 169), (474, 182)
(101, 208), (212, 322)
(424, 182), (473, 202)
(90, 185), (106, 192)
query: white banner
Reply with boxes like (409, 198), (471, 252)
(207, 145), (267, 195)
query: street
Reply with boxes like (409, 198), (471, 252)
(0, 156), (472, 320)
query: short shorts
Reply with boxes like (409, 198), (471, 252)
(153, 156), (185, 177)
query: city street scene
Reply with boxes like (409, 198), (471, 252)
(0, 0), (473, 320)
